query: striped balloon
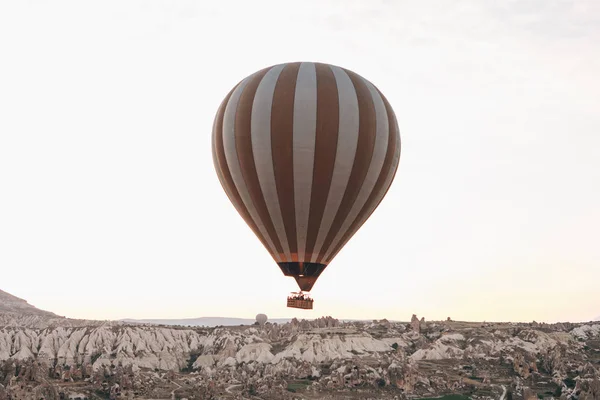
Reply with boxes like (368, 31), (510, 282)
(212, 62), (401, 292)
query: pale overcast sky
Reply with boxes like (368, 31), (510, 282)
(1, 0), (599, 323)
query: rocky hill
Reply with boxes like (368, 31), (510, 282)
(1, 290), (599, 399)
(0, 289), (59, 317)
(0, 290), (103, 330)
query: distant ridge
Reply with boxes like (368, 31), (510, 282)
(0, 289), (60, 317)
(120, 316), (292, 327)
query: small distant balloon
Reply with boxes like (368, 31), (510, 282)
(255, 313), (268, 326)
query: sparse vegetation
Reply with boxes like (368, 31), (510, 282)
(554, 386), (563, 397)
(182, 350), (200, 373)
(287, 380), (311, 392)
(564, 377), (577, 388)
(90, 353), (102, 364)
(419, 395), (471, 400)
(248, 384), (257, 395)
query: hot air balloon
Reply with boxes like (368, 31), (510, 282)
(212, 62), (401, 309)
(255, 313), (268, 326)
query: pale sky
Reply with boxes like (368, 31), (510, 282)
(1, 0), (599, 324)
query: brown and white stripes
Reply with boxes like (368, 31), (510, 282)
(212, 62), (401, 267)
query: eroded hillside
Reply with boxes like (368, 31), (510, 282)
(0, 316), (599, 399)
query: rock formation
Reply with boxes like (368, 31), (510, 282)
(1, 291), (599, 399)
(410, 314), (420, 333)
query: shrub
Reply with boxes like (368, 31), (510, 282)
(564, 377), (576, 388)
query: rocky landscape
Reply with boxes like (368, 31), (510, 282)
(1, 289), (599, 400)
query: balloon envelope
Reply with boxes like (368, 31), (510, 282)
(212, 61), (401, 292)
(255, 314), (268, 325)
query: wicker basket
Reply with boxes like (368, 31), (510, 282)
(287, 298), (313, 310)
